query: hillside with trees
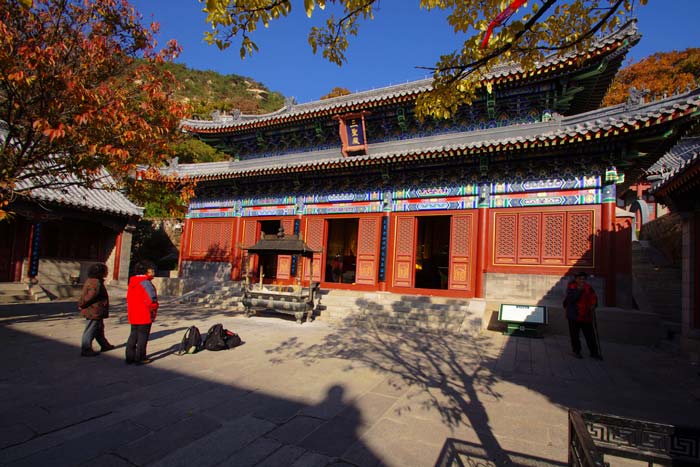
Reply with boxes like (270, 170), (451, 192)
(162, 63), (287, 167)
(164, 62), (285, 119)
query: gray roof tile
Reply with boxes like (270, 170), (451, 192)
(164, 88), (700, 181)
(16, 169), (143, 217)
(649, 150), (700, 195)
(647, 137), (700, 175)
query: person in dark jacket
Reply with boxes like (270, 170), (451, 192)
(563, 271), (602, 360)
(78, 263), (115, 357)
(125, 260), (159, 365)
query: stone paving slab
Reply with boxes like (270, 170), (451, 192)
(0, 301), (699, 466)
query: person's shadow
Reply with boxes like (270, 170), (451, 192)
(297, 385), (383, 466)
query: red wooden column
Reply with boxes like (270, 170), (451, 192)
(178, 217), (191, 277)
(601, 181), (616, 306)
(474, 184), (490, 298)
(230, 215), (242, 280)
(27, 222), (42, 282)
(693, 211), (700, 329)
(113, 230), (123, 280)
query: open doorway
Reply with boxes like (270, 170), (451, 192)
(325, 218), (358, 283)
(415, 216), (450, 289)
(258, 220), (280, 280)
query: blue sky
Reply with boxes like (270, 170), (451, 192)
(133, 1), (700, 104)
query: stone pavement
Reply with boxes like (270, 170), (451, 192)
(0, 300), (699, 467)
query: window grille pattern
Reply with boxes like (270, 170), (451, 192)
(189, 219), (233, 258)
(495, 215), (517, 262)
(543, 213), (565, 263)
(494, 210), (594, 267)
(396, 217), (415, 256)
(451, 215), (472, 257)
(518, 214), (540, 262)
(568, 213), (594, 265)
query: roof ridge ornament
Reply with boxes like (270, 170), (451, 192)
(626, 87), (649, 109)
(284, 96), (296, 113)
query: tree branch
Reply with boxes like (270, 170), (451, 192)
(329, 0), (377, 47)
(417, 0), (558, 83)
(528, 0), (627, 52)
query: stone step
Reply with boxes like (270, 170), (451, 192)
(0, 282), (29, 292)
(320, 292), (469, 308)
(0, 294), (33, 304)
(318, 302), (467, 333)
(318, 313), (462, 333)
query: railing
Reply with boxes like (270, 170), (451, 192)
(568, 410), (700, 466)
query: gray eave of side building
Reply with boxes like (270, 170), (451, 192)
(181, 21), (639, 131)
(646, 136), (700, 175)
(2, 121), (142, 217)
(165, 87), (700, 180)
(15, 170), (144, 217)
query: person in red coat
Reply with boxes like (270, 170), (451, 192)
(563, 271), (602, 360)
(125, 260), (159, 365)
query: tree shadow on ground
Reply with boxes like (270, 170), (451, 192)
(264, 303), (700, 466)
(265, 317), (514, 465)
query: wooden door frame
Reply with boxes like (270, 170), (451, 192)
(387, 210), (478, 298)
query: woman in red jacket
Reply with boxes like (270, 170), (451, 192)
(563, 271), (602, 360)
(125, 260), (159, 365)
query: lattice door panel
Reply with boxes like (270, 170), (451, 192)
(393, 216), (416, 288)
(303, 218), (324, 282)
(242, 220), (258, 247)
(449, 214), (474, 291)
(355, 217), (380, 286)
(276, 218), (296, 280)
(242, 219), (260, 276)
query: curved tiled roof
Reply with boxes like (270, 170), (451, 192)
(164, 88), (700, 182)
(2, 120), (142, 217)
(15, 169), (144, 217)
(646, 137), (700, 175)
(650, 150), (700, 197)
(182, 21), (640, 134)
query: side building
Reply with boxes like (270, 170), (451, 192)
(169, 21), (700, 320)
(650, 148), (700, 354)
(0, 169), (142, 298)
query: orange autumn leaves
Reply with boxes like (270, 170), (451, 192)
(0, 0), (193, 216)
(603, 48), (700, 106)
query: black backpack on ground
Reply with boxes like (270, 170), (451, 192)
(204, 324), (228, 351)
(224, 329), (243, 349)
(205, 323), (242, 351)
(178, 326), (202, 355)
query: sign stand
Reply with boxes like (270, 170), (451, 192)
(498, 304), (547, 338)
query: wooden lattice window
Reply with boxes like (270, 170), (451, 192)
(188, 219), (234, 259)
(542, 213), (565, 265)
(517, 214), (540, 263)
(567, 212), (594, 266)
(493, 209), (594, 267)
